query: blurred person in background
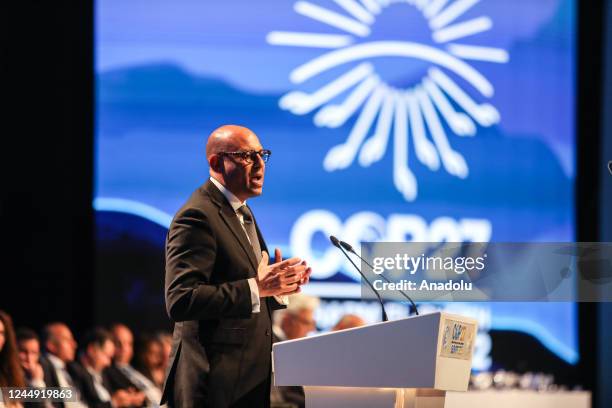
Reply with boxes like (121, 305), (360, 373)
(132, 335), (165, 389)
(331, 314), (366, 331)
(41, 322), (88, 408)
(16, 328), (45, 388)
(154, 332), (172, 378)
(0, 311), (26, 408)
(105, 324), (162, 407)
(71, 328), (145, 408)
(272, 294), (320, 342)
(270, 295), (320, 408)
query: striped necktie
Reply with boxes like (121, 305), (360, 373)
(237, 205), (262, 263)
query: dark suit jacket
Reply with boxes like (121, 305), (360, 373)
(40, 355), (64, 408)
(162, 180), (285, 408)
(67, 362), (113, 408)
(40, 355), (114, 408)
(103, 364), (137, 392)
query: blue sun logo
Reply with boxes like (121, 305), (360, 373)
(267, 0), (509, 201)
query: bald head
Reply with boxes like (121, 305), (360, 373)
(206, 125), (255, 159)
(206, 124), (266, 202)
(43, 322), (77, 362)
(332, 314), (366, 331)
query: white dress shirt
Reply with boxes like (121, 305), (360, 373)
(85, 366), (111, 403)
(210, 177), (262, 313)
(46, 355), (87, 408)
(116, 363), (162, 407)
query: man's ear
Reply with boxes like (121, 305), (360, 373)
(209, 155), (224, 173)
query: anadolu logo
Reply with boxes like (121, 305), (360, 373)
(267, 0), (509, 201)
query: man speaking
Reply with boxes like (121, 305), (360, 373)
(162, 125), (311, 407)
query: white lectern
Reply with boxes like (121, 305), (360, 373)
(272, 312), (477, 408)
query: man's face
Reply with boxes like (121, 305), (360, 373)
(89, 340), (115, 372)
(18, 339), (40, 372)
(144, 341), (163, 369)
(47, 325), (77, 363)
(218, 131), (266, 202)
(159, 336), (171, 368)
(112, 326), (133, 365)
(283, 309), (316, 340)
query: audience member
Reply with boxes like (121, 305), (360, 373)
(331, 314), (366, 331)
(0, 311), (26, 408)
(270, 295), (320, 408)
(71, 328), (144, 408)
(154, 332), (172, 377)
(40, 322), (88, 408)
(16, 328), (45, 388)
(272, 294), (320, 342)
(105, 324), (161, 407)
(3, 317), (175, 408)
(132, 335), (165, 389)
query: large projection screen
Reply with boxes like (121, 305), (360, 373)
(95, 0), (577, 371)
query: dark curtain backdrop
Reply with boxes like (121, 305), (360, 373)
(0, 0), (94, 334)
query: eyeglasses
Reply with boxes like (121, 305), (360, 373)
(218, 149), (272, 164)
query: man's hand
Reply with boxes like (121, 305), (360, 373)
(29, 362), (44, 381)
(111, 389), (146, 408)
(111, 390), (133, 408)
(21, 356), (44, 382)
(128, 389), (146, 406)
(275, 247), (311, 286)
(256, 251), (309, 297)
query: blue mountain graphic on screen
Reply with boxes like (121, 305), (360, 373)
(96, 63), (572, 242)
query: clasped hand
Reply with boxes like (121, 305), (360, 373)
(256, 248), (311, 297)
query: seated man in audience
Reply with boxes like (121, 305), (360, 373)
(155, 332), (172, 380)
(105, 324), (162, 407)
(16, 328), (46, 388)
(132, 335), (165, 390)
(40, 322), (88, 408)
(270, 294), (320, 408)
(272, 294), (320, 342)
(331, 314), (366, 331)
(71, 328), (145, 408)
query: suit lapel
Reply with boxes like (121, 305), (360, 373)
(219, 205), (259, 272)
(251, 209), (276, 319)
(203, 181), (259, 273)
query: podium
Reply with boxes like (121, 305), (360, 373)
(272, 312), (478, 408)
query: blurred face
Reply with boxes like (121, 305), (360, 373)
(47, 325), (77, 363)
(18, 339), (40, 372)
(332, 315), (366, 331)
(144, 341), (163, 369)
(112, 326), (133, 365)
(88, 340), (115, 372)
(282, 309), (316, 340)
(0, 320), (5, 352)
(213, 130), (266, 202)
(160, 337), (171, 369)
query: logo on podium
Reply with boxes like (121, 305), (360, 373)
(441, 318), (475, 360)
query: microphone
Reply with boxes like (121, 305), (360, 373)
(338, 239), (419, 316)
(330, 235), (388, 322)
